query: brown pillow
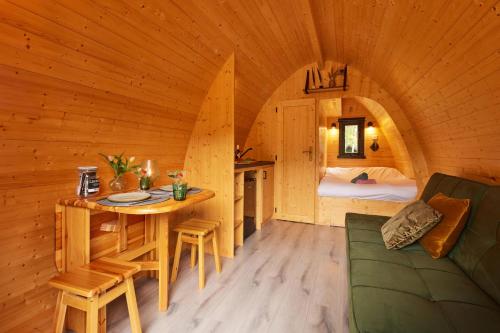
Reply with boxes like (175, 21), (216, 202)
(419, 193), (471, 259)
(381, 200), (443, 249)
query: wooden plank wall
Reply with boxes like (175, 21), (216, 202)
(313, 0), (500, 183)
(0, 2), (216, 331)
(244, 61), (420, 183)
(327, 98), (396, 169)
(184, 54), (235, 258)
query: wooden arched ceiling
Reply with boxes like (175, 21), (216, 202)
(3, 0), (497, 180)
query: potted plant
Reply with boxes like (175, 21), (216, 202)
(99, 153), (138, 192)
(167, 170), (188, 201)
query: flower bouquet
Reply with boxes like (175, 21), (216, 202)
(99, 153), (138, 191)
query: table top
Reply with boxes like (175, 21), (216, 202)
(57, 188), (215, 215)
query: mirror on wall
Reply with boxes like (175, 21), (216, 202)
(338, 117), (366, 159)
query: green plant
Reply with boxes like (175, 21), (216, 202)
(99, 153), (139, 177)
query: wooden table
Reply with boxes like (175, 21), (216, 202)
(55, 189), (215, 332)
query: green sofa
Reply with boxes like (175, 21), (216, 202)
(346, 173), (500, 333)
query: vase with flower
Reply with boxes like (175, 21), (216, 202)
(134, 160), (159, 191)
(99, 153), (138, 192)
(167, 170), (188, 201)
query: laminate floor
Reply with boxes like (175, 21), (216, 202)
(107, 220), (349, 333)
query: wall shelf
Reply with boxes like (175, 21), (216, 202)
(304, 86), (349, 94)
(304, 64), (348, 94)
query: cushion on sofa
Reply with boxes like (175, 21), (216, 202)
(419, 193), (471, 258)
(347, 212), (500, 333)
(381, 200), (442, 249)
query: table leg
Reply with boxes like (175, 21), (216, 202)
(157, 213), (169, 311)
(145, 215), (157, 279)
(64, 206), (91, 333)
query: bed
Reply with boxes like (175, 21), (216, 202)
(317, 167), (417, 226)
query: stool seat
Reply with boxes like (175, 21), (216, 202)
(49, 258), (142, 333)
(171, 218), (222, 289)
(49, 258), (140, 297)
(173, 218), (221, 236)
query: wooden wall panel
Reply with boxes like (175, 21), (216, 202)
(327, 98), (396, 169)
(0, 0), (499, 331)
(0, 1), (219, 331)
(244, 62), (421, 184)
(313, 0), (500, 183)
(184, 54), (235, 258)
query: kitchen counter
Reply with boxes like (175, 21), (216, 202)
(234, 161), (274, 172)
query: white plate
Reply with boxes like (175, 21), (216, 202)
(159, 185), (192, 192)
(107, 192), (151, 203)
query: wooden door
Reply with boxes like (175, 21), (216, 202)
(277, 99), (316, 223)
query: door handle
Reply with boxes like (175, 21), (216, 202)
(302, 146), (313, 161)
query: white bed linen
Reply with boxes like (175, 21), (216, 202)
(318, 167), (417, 202)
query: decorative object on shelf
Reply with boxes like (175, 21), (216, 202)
(134, 159), (159, 190)
(76, 166), (100, 197)
(304, 64), (348, 94)
(168, 170), (188, 201)
(99, 153), (138, 192)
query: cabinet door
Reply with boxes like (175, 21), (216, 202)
(262, 167), (274, 222)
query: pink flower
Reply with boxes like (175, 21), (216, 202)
(107, 155), (113, 161)
(129, 156), (135, 163)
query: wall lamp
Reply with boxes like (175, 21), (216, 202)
(366, 121), (379, 151)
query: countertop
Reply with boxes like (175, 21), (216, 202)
(234, 160), (274, 172)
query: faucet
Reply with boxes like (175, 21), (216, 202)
(235, 145), (253, 160)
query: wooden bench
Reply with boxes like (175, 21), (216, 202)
(171, 218), (222, 289)
(49, 257), (142, 333)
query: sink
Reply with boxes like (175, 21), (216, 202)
(235, 160), (256, 165)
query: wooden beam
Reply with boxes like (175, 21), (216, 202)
(300, 0), (324, 68)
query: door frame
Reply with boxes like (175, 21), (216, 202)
(275, 98), (317, 223)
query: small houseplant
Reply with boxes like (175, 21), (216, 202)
(167, 170), (188, 201)
(99, 153), (138, 191)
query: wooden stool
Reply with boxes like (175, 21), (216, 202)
(171, 218), (222, 289)
(49, 257), (142, 333)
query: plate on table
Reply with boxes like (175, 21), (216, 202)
(159, 185), (192, 192)
(107, 192), (151, 203)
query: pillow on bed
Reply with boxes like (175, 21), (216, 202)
(356, 179), (377, 184)
(381, 200), (443, 249)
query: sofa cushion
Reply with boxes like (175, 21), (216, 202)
(381, 200), (442, 249)
(346, 212), (500, 333)
(419, 193), (471, 258)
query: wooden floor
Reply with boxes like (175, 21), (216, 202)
(107, 220), (349, 333)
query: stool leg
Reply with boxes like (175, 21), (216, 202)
(53, 291), (67, 333)
(212, 231), (222, 273)
(190, 244), (197, 269)
(86, 296), (99, 333)
(171, 232), (183, 283)
(198, 235), (205, 289)
(125, 278), (142, 333)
